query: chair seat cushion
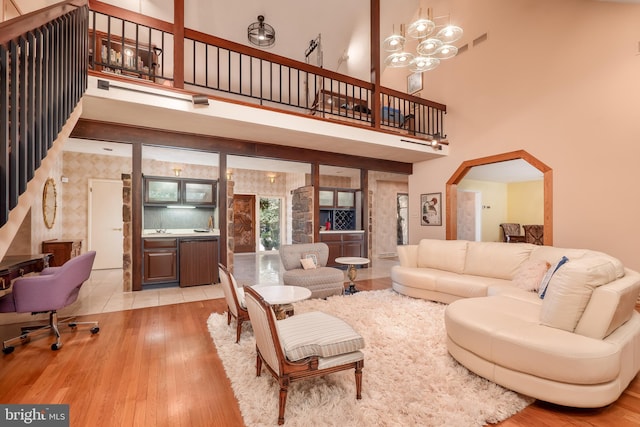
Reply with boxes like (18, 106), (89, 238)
(282, 267), (344, 287)
(277, 311), (365, 361)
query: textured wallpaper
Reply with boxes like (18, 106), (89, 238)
(62, 152), (131, 246)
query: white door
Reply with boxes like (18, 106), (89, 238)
(457, 190), (481, 241)
(89, 179), (123, 269)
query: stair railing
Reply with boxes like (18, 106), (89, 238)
(0, 0), (89, 227)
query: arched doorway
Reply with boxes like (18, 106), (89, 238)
(445, 150), (553, 245)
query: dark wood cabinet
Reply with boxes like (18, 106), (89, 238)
(42, 239), (82, 267)
(144, 176), (217, 207)
(143, 236), (220, 287)
(320, 232), (364, 266)
(143, 238), (178, 284)
(179, 238), (219, 287)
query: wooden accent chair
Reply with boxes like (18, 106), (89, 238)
(244, 286), (365, 425)
(523, 224), (544, 245)
(218, 264), (250, 343)
(499, 223), (526, 243)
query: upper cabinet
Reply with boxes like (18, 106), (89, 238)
(145, 178), (180, 204)
(319, 188), (355, 209)
(336, 190), (355, 209)
(144, 177), (217, 207)
(183, 180), (216, 206)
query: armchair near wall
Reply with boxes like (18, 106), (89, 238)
(0, 251), (99, 353)
(523, 225), (544, 245)
(280, 243), (344, 298)
(499, 223), (525, 243)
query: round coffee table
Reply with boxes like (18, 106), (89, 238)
(252, 285), (312, 319)
(335, 257), (370, 295)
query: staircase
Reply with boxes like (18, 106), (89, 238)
(0, 1), (88, 257)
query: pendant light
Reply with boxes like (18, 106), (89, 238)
(247, 15), (276, 48)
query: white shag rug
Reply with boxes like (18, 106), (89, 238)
(207, 289), (533, 426)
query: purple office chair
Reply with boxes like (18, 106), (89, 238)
(0, 251), (99, 353)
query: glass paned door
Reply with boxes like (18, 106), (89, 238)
(259, 197), (282, 251)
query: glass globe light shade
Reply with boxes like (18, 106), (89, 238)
(417, 38), (443, 56)
(384, 51), (414, 68)
(434, 44), (458, 59)
(383, 34), (405, 52)
(407, 18), (435, 39)
(410, 56), (440, 73)
(436, 25), (463, 44)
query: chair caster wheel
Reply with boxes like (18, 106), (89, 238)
(3, 346), (14, 355)
(51, 343), (61, 351)
(90, 327), (100, 334)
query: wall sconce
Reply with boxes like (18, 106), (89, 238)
(172, 167), (182, 177)
(226, 170), (233, 181)
(267, 174), (276, 184)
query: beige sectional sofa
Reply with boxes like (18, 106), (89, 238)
(391, 239), (640, 408)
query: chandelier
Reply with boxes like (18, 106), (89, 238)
(384, 8), (463, 72)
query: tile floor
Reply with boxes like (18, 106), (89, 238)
(0, 252), (398, 327)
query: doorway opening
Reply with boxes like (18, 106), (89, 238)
(446, 150), (553, 245)
(259, 197), (282, 252)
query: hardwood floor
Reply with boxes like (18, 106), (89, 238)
(0, 278), (638, 426)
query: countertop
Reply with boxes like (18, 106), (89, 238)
(143, 229), (220, 238)
(319, 230), (364, 234)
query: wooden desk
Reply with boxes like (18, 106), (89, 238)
(0, 254), (52, 296)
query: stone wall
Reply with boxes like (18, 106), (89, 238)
(122, 174), (132, 291)
(226, 180), (234, 273)
(291, 185), (314, 244)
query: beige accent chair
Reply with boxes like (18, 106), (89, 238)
(244, 286), (364, 425)
(218, 264), (250, 343)
(280, 243), (344, 298)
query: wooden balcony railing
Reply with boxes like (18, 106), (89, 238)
(0, 0), (88, 226)
(88, 0), (447, 141)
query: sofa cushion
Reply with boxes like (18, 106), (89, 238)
(417, 239), (468, 273)
(277, 311), (365, 361)
(538, 256), (569, 299)
(445, 296), (621, 385)
(540, 256), (622, 332)
(512, 259), (550, 292)
(464, 242), (534, 280)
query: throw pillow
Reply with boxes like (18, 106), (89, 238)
(301, 251), (319, 267)
(300, 258), (316, 270)
(512, 259), (551, 292)
(538, 256), (569, 299)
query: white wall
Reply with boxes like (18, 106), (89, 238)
(409, 0), (640, 270)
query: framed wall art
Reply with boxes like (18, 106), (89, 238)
(421, 192), (442, 226)
(407, 72), (422, 94)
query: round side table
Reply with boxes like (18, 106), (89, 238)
(252, 285), (312, 319)
(334, 257), (370, 295)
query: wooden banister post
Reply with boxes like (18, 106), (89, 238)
(173, 0), (184, 88)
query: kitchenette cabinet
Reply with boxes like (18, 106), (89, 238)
(142, 234), (219, 287)
(179, 238), (219, 287)
(143, 238), (178, 284)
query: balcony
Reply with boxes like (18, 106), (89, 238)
(85, 0), (449, 159)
